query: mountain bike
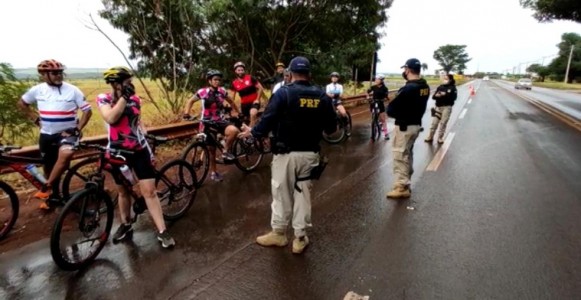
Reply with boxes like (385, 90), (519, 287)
(369, 99), (383, 142)
(181, 118), (266, 186)
(50, 142), (196, 271)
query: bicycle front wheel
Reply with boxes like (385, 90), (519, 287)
(371, 113), (381, 142)
(0, 181), (19, 240)
(50, 187), (114, 271)
(322, 117), (346, 144)
(181, 141), (210, 187)
(233, 138), (264, 173)
(156, 159), (197, 221)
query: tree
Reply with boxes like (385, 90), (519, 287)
(433, 45), (471, 74)
(421, 63), (428, 73)
(520, 0), (581, 23)
(526, 63), (551, 81)
(0, 63), (36, 144)
(546, 32), (581, 83)
(100, 0), (394, 97)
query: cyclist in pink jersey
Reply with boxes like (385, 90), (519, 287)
(183, 69), (242, 181)
(96, 66), (175, 248)
(17, 59), (93, 209)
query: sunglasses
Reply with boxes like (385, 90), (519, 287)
(48, 71), (64, 76)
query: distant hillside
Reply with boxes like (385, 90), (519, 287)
(14, 68), (104, 80)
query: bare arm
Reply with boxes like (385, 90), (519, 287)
(225, 96), (240, 114)
(77, 110), (92, 130)
(184, 94), (200, 114)
(17, 100), (38, 123)
(98, 97), (127, 125)
(255, 82), (265, 103)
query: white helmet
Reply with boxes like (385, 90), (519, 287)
(376, 74), (385, 80)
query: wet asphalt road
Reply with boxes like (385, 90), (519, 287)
(1, 80), (580, 299)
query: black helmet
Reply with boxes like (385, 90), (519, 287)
(206, 69), (223, 80)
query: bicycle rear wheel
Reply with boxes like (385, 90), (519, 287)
(50, 187), (114, 271)
(181, 141), (210, 187)
(0, 181), (19, 240)
(156, 159), (197, 221)
(233, 138), (264, 173)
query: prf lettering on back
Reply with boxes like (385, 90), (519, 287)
(419, 88), (430, 96)
(299, 98), (320, 108)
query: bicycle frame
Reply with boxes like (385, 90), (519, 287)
(0, 152), (46, 190)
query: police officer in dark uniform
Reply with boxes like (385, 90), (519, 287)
(239, 56), (337, 254)
(386, 58), (430, 199)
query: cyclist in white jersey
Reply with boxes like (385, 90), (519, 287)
(325, 72), (349, 134)
(17, 59), (92, 209)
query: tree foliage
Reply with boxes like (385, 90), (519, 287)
(520, 0), (581, 23)
(0, 63), (36, 144)
(100, 0), (393, 97)
(546, 32), (581, 83)
(433, 45), (471, 74)
(526, 63), (551, 81)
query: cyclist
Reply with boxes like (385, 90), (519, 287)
(366, 74), (390, 140)
(272, 68), (291, 94)
(96, 66), (175, 248)
(17, 59), (93, 209)
(230, 62), (265, 127)
(325, 72), (350, 135)
(183, 69), (242, 181)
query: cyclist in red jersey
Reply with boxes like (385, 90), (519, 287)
(230, 62), (265, 127)
(96, 66), (175, 248)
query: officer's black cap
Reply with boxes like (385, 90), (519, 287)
(401, 58), (422, 72)
(289, 56), (310, 73)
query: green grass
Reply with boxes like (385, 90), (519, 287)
(532, 81), (581, 90)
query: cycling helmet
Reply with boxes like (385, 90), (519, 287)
(233, 61), (246, 70)
(103, 66), (133, 84)
(206, 69), (223, 80)
(376, 74), (385, 80)
(276, 62), (285, 68)
(37, 59), (64, 72)
(330, 72), (340, 77)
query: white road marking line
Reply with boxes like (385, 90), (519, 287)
(426, 132), (456, 171)
(467, 98), (472, 104)
(459, 108), (468, 119)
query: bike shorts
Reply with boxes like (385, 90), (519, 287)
(111, 148), (156, 185)
(241, 102), (260, 118)
(39, 128), (81, 166)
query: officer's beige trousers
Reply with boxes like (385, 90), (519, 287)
(270, 152), (320, 237)
(429, 105), (453, 140)
(392, 125), (421, 188)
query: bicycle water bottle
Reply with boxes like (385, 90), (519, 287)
(119, 165), (137, 185)
(25, 164), (47, 184)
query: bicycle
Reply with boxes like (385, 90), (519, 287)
(60, 134), (173, 201)
(181, 118), (266, 186)
(50, 142), (196, 271)
(322, 109), (352, 144)
(0, 144), (93, 240)
(368, 98), (384, 142)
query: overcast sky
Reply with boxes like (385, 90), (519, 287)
(1, 0), (579, 74)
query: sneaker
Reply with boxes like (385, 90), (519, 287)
(34, 184), (51, 200)
(112, 223), (133, 243)
(222, 152), (235, 161)
(157, 230), (176, 248)
(256, 230), (288, 247)
(292, 236), (310, 254)
(437, 138), (445, 144)
(386, 186), (411, 199)
(424, 137), (433, 143)
(38, 200), (52, 211)
(210, 172), (224, 182)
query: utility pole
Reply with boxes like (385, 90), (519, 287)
(564, 44), (575, 84)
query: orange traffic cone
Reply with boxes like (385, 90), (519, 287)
(469, 85), (475, 96)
